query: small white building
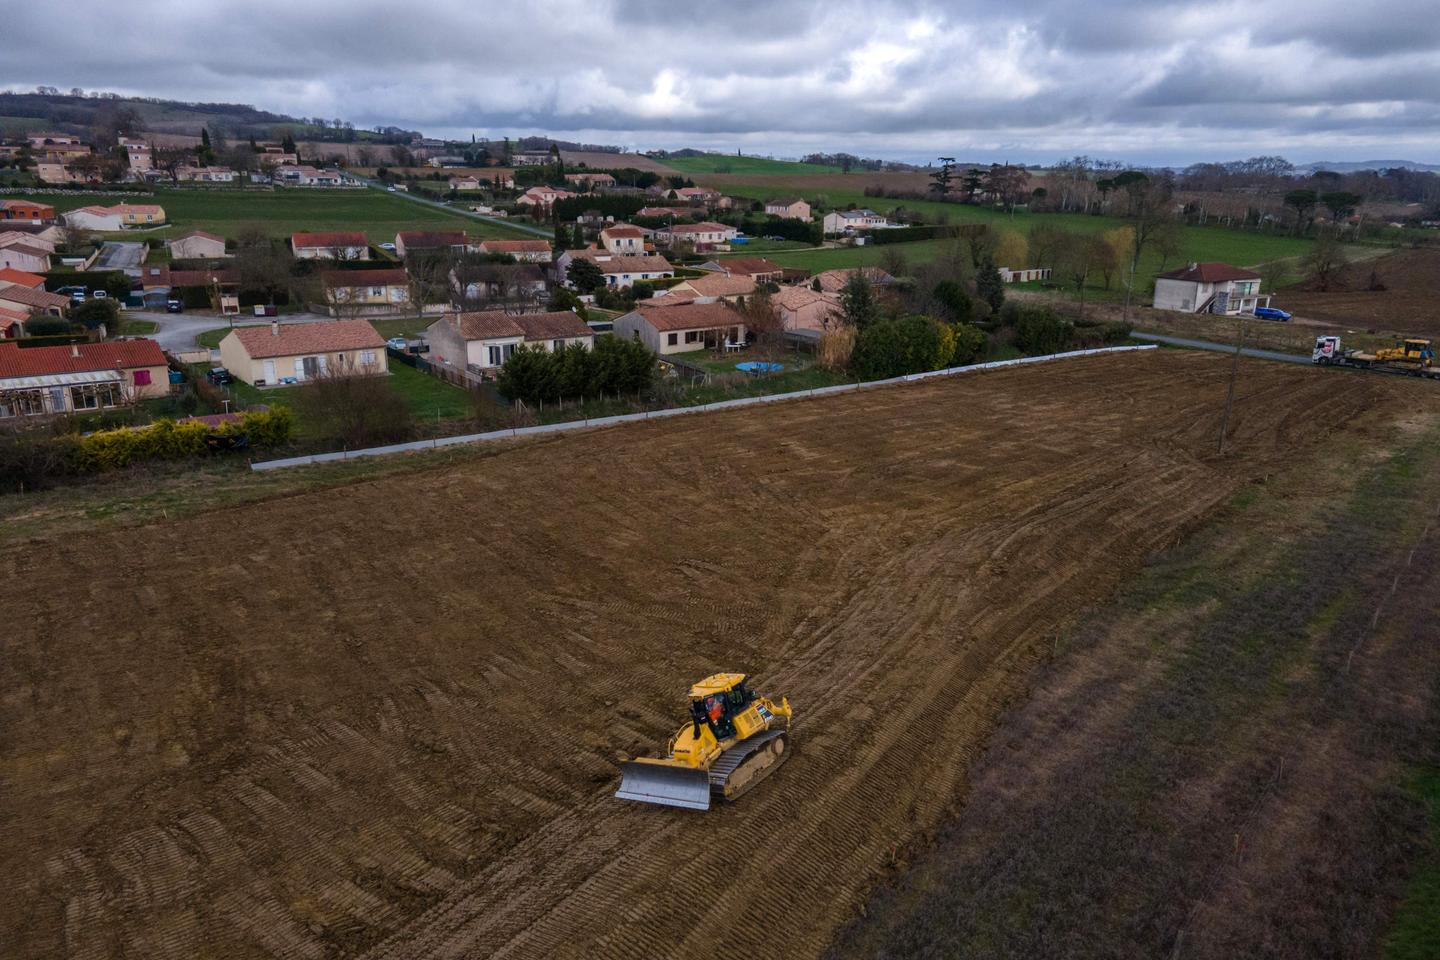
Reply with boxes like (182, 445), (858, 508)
(655, 221), (736, 250)
(1153, 262), (1270, 315)
(555, 249), (675, 288)
(765, 198), (811, 220)
(822, 209), (890, 234)
(615, 301), (747, 356)
(169, 230), (229, 260)
(424, 310), (595, 375)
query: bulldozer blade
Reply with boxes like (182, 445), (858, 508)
(614, 760), (712, 810)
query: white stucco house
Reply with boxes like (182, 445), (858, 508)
(1152, 262), (1271, 315)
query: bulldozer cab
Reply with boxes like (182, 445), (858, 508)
(689, 674), (755, 740)
(1403, 339), (1434, 361)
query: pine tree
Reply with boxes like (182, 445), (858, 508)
(976, 258), (1006, 312)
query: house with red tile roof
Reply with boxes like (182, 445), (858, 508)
(697, 256), (784, 283)
(654, 221), (737, 251)
(0, 200), (56, 223)
(0, 267), (46, 290)
(0, 239), (51, 274)
(394, 229), (472, 258)
(772, 285), (842, 332)
(425, 310), (595, 374)
(516, 185), (578, 210)
(290, 231), (370, 260)
(1153, 262), (1269, 315)
(476, 239), (553, 263)
(218, 319), (388, 386)
(554, 249), (675, 288)
(320, 268), (413, 315)
(0, 339), (169, 417)
(0, 283), (69, 317)
(615, 301), (747, 355)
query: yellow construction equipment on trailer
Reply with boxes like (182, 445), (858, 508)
(615, 673), (792, 810)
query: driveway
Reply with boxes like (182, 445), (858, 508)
(92, 241), (147, 273)
(1131, 332), (1310, 365)
(130, 310), (334, 353)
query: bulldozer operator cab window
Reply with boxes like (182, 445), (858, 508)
(696, 685), (754, 739)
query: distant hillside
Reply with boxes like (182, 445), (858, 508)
(1298, 159), (1440, 173)
(0, 90), (418, 144)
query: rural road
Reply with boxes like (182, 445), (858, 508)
(1132, 331), (1310, 365)
(348, 173), (552, 237)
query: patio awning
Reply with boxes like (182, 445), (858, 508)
(0, 370), (122, 390)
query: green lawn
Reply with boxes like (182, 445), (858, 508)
(730, 239), (815, 253)
(368, 316), (433, 340)
(7, 187), (534, 242)
(117, 318), (158, 336)
(197, 327), (228, 349)
(663, 154), (844, 175)
(386, 360), (471, 419)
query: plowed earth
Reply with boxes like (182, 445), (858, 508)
(1, 351), (1409, 959)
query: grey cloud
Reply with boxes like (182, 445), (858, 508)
(0, 0), (1436, 165)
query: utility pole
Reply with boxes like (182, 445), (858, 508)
(1218, 317), (1246, 454)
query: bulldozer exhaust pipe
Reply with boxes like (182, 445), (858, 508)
(614, 759), (712, 811)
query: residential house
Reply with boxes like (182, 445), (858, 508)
(451, 263), (548, 305)
(666, 273), (756, 303)
(0, 222), (63, 246)
(218, 319), (388, 386)
(62, 204), (167, 230)
(564, 172), (616, 191)
(598, 224), (649, 256)
(0, 239), (51, 273)
(697, 256), (784, 283)
(772, 285), (841, 332)
(449, 176), (483, 191)
(37, 162), (96, 185)
(822, 209), (890, 234)
(321, 268), (412, 315)
(512, 151), (554, 166)
(176, 165), (237, 183)
(764, 198), (811, 220)
(810, 267), (896, 293)
(119, 136), (151, 171)
(0, 283), (69, 317)
(655, 221), (737, 251)
(667, 186), (719, 203)
(63, 206), (124, 231)
(395, 229), (472, 258)
(276, 165), (344, 186)
(0, 339), (170, 418)
(27, 132), (83, 149)
(0, 267), (46, 290)
(168, 230), (229, 260)
(636, 206), (694, 220)
(616, 301), (747, 355)
(0, 306), (27, 338)
(0, 200), (56, 223)
(555, 249), (675, 288)
(1152, 262), (1270, 315)
(477, 239), (554, 263)
(516, 185), (578, 210)
(425, 310), (595, 375)
(291, 231), (370, 260)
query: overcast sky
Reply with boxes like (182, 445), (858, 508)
(4, 0), (1438, 166)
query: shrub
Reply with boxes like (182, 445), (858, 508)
(951, 323), (986, 366)
(24, 316), (75, 336)
(69, 298), (120, 331)
(1014, 305), (1074, 355)
(0, 428), (78, 493)
(497, 336), (656, 404)
(294, 373), (413, 447)
(851, 316), (945, 380)
(817, 326), (856, 371)
(932, 280), (973, 324)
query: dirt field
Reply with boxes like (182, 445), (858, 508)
(0, 352), (1411, 959)
(1277, 247), (1440, 336)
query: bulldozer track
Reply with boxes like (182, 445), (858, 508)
(1, 351), (1417, 960)
(708, 728), (790, 802)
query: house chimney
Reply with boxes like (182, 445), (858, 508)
(271, 321), (279, 336)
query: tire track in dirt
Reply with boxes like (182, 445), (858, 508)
(1, 351), (1407, 959)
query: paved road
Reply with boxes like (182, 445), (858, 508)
(1132, 332), (1311, 365)
(348, 173), (552, 237)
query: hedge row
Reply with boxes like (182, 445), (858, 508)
(72, 409), (294, 471)
(868, 224), (987, 245)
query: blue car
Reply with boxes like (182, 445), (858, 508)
(1254, 306), (1292, 322)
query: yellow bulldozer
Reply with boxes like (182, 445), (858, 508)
(615, 673), (792, 810)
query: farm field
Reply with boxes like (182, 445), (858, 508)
(661, 153), (844, 175)
(7, 187), (532, 241)
(0, 350), (1419, 960)
(1276, 247), (1440, 336)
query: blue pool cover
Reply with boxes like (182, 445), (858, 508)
(736, 361), (784, 373)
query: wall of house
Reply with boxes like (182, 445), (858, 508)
(1153, 278), (1209, 312)
(0, 249), (49, 273)
(170, 238), (227, 259)
(615, 314), (746, 356)
(220, 337), (388, 386)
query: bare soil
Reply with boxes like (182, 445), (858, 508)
(1277, 247), (1440, 336)
(0, 352), (1414, 959)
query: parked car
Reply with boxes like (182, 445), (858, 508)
(90, 290), (107, 299)
(165, 299), (184, 313)
(205, 367), (235, 385)
(379, 242), (397, 251)
(1254, 307), (1292, 322)
(386, 336), (408, 352)
(69, 290), (86, 303)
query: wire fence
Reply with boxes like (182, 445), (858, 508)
(251, 344), (1158, 472)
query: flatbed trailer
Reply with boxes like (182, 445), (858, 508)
(1313, 335), (1440, 379)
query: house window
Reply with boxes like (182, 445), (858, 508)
(667, 333), (678, 346)
(684, 331), (701, 344)
(369, 286), (384, 297)
(69, 382), (121, 410)
(360, 350), (377, 365)
(133, 369), (151, 386)
(553, 339), (564, 351)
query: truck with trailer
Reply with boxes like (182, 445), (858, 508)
(1312, 336), (1440, 378)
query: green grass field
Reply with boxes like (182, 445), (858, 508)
(8, 187), (533, 242)
(662, 154), (844, 175)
